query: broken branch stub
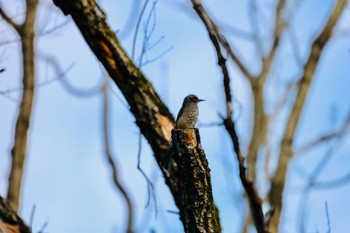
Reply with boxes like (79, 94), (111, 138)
(169, 129), (221, 233)
(0, 197), (31, 233)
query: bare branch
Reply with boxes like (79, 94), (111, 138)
(288, 25), (303, 66)
(258, 0), (286, 85)
(38, 51), (103, 97)
(312, 170), (350, 189)
(191, 0), (233, 119)
(102, 79), (134, 233)
(197, 121), (223, 128)
(248, 0), (264, 58)
(136, 132), (157, 216)
(325, 202), (331, 233)
(7, 0), (39, 212)
(132, 0), (150, 60)
(295, 113), (350, 155)
(269, 79), (298, 122)
(222, 118), (269, 233)
(0, 60), (74, 98)
(217, 35), (255, 82)
(191, 1), (268, 232)
(0, 5), (21, 32)
(218, 21), (254, 41)
(245, 0), (288, 184)
(37, 19), (70, 36)
(296, 138), (342, 233)
(191, 1), (254, 82)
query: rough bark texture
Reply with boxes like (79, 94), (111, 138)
(0, 197), (31, 233)
(169, 129), (221, 233)
(5, 0), (38, 212)
(269, 0), (347, 232)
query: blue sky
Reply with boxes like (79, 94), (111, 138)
(1, 0), (350, 232)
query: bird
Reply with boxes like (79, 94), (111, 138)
(175, 94), (205, 129)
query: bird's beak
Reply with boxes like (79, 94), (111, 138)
(198, 99), (205, 102)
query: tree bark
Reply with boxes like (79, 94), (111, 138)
(0, 196), (31, 233)
(169, 129), (221, 233)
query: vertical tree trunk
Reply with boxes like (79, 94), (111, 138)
(169, 129), (221, 233)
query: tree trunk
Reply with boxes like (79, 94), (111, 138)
(169, 129), (221, 233)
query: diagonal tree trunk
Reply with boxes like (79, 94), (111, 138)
(52, 1), (222, 231)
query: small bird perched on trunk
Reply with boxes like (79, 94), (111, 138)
(175, 94), (205, 129)
(162, 94), (205, 169)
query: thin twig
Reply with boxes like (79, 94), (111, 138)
(217, 20), (254, 41)
(191, 0), (254, 82)
(29, 205), (36, 230)
(139, 0), (158, 67)
(191, 0), (232, 119)
(222, 117), (268, 233)
(325, 202), (331, 233)
(37, 220), (48, 233)
(38, 19), (70, 36)
(102, 79), (134, 233)
(136, 132), (158, 217)
(248, 0), (264, 58)
(140, 46), (173, 67)
(0, 5), (21, 32)
(131, 0), (150, 60)
(0, 61), (73, 104)
(294, 113), (350, 155)
(297, 138), (342, 233)
(197, 121), (224, 128)
(37, 52), (103, 97)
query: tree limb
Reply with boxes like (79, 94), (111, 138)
(0, 5), (21, 33)
(223, 118), (269, 233)
(246, 0), (286, 182)
(190, 1), (268, 232)
(102, 81), (134, 233)
(191, 0), (232, 118)
(7, 0), (39, 212)
(191, 0), (254, 83)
